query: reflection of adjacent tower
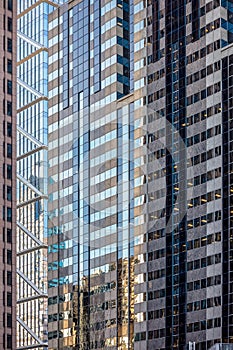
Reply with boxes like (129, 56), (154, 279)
(117, 257), (134, 350)
(79, 276), (90, 350)
(72, 284), (78, 347)
(87, 254), (134, 350)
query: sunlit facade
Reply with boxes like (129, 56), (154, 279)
(47, 1), (233, 350)
(16, 1), (65, 349)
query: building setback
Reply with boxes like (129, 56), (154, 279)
(47, 1), (233, 350)
(0, 0), (17, 349)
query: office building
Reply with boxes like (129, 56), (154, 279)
(16, 0), (65, 349)
(47, 0), (233, 349)
(0, 0), (17, 349)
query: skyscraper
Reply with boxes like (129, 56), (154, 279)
(16, 1), (65, 349)
(0, 0), (17, 349)
(46, 1), (233, 350)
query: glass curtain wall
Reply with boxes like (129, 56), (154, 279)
(16, 1), (65, 349)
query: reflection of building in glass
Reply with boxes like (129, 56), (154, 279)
(0, 1), (17, 349)
(209, 346), (233, 350)
(47, 1), (233, 350)
(16, 1), (65, 349)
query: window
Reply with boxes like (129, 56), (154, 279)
(6, 271), (12, 285)
(7, 59), (12, 74)
(194, 260), (200, 269)
(7, 123), (12, 137)
(8, 0), (13, 11)
(7, 186), (11, 201)
(7, 334), (12, 349)
(7, 80), (12, 95)
(7, 144), (12, 158)
(7, 207), (12, 222)
(7, 101), (12, 116)
(7, 292), (12, 306)
(7, 250), (11, 264)
(201, 69), (206, 78)
(7, 229), (11, 243)
(7, 164), (12, 179)
(7, 18), (12, 32)
(7, 38), (12, 53)
(7, 314), (11, 328)
(194, 280), (200, 290)
(201, 279), (206, 289)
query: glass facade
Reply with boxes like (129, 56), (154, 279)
(209, 345), (233, 350)
(16, 1), (65, 349)
(48, 1), (135, 349)
(47, 1), (233, 350)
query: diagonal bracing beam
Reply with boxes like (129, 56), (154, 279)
(17, 174), (47, 198)
(17, 125), (47, 161)
(17, 78), (44, 99)
(17, 126), (46, 148)
(17, 30), (44, 50)
(17, 221), (45, 247)
(17, 269), (46, 296)
(17, 317), (48, 347)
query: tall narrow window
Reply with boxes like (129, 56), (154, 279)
(7, 17), (12, 32)
(7, 271), (12, 285)
(7, 186), (12, 201)
(7, 101), (12, 116)
(8, 0), (13, 11)
(7, 250), (12, 265)
(7, 144), (12, 158)
(7, 123), (12, 137)
(7, 334), (12, 348)
(7, 38), (12, 53)
(7, 165), (12, 179)
(7, 80), (12, 95)
(7, 59), (12, 74)
(7, 292), (12, 306)
(7, 229), (12, 243)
